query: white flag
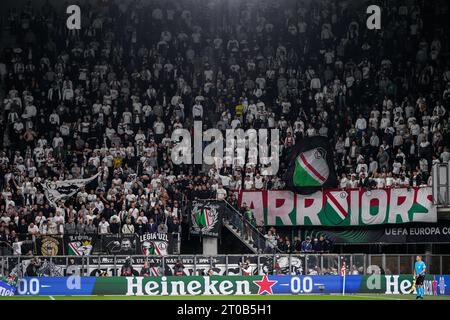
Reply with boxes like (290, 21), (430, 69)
(42, 173), (100, 207)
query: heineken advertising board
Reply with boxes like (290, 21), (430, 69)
(359, 275), (448, 295)
(238, 187), (436, 226)
(15, 275), (450, 296)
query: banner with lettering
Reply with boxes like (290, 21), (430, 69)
(238, 187), (436, 226)
(137, 232), (169, 256)
(64, 235), (96, 256)
(14, 275), (450, 296)
(301, 221), (450, 244)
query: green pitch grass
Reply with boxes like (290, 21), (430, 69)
(1, 294), (450, 300)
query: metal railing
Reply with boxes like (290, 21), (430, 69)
(222, 199), (280, 253)
(2, 254), (449, 277)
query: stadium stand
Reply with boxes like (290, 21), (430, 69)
(0, 0), (449, 260)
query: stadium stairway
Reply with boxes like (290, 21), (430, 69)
(222, 200), (278, 254)
(222, 220), (260, 254)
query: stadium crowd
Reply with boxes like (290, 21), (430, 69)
(0, 0), (449, 256)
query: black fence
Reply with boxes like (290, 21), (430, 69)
(2, 254), (450, 277)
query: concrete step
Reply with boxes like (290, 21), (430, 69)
(223, 220), (258, 254)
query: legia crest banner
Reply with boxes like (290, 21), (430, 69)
(138, 232), (169, 256)
(283, 136), (338, 195)
(190, 200), (224, 237)
(65, 235), (96, 256)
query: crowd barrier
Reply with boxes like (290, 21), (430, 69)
(2, 254), (450, 277)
